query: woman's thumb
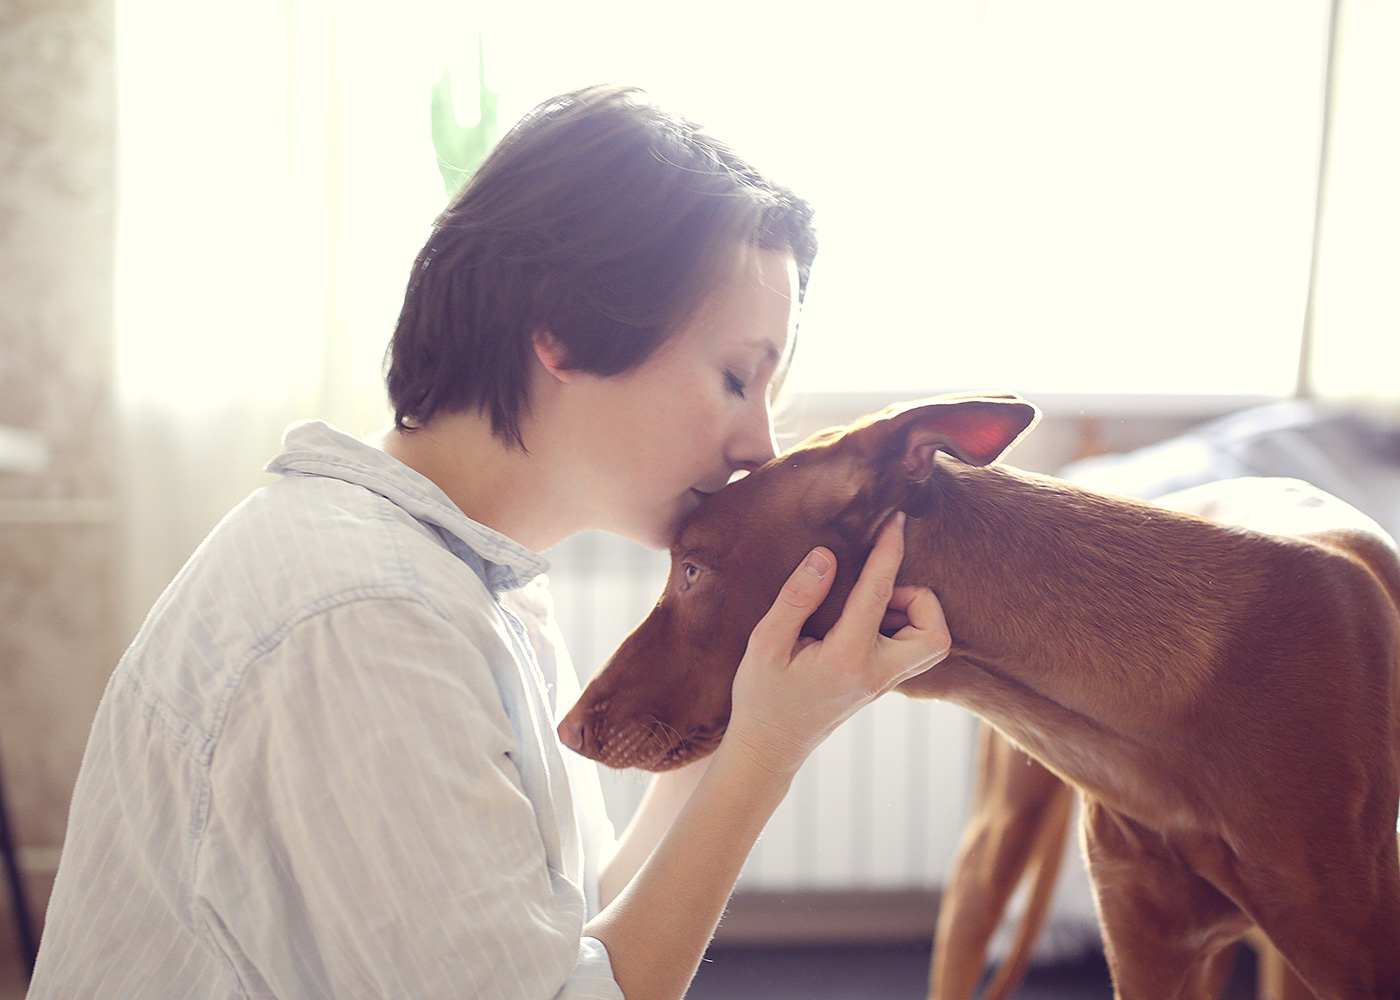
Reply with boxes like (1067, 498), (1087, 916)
(749, 548), (836, 654)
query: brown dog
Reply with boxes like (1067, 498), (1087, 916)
(558, 395), (1400, 998)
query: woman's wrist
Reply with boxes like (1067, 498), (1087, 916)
(711, 719), (809, 787)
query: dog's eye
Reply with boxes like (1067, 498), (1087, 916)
(680, 562), (702, 590)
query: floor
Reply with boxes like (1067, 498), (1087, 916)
(688, 942), (1260, 999)
(0, 942), (1268, 999)
(0, 927), (1264, 1000)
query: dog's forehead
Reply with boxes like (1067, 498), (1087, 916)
(729, 442), (845, 505)
(676, 475), (771, 550)
(674, 434), (863, 554)
(758, 427), (861, 480)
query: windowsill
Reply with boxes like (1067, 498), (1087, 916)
(784, 390), (1286, 422)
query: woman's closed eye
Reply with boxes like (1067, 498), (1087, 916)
(722, 369), (747, 400)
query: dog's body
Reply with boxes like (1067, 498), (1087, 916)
(559, 397), (1400, 999)
(930, 473), (1381, 1000)
(935, 723), (1312, 1000)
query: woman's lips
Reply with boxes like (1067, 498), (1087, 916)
(682, 488), (718, 520)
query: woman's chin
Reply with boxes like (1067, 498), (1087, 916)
(627, 525), (675, 552)
(607, 513), (677, 552)
(610, 493), (705, 550)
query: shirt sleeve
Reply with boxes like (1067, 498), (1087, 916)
(195, 595), (623, 999)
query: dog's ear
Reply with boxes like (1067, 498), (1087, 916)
(819, 395), (1039, 549)
(853, 395), (1040, 482)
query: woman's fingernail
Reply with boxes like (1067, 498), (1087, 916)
(802, 549), (832, 577)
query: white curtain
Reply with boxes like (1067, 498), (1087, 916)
(113, 0), (452, 634)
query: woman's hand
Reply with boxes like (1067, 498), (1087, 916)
(723, 511), (951, 777)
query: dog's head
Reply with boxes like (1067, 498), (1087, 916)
(558, 394), (1039, 770)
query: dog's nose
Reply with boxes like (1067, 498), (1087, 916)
(557, 714), (585, 753)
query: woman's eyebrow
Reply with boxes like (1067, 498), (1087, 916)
(738, 338), (783, 364)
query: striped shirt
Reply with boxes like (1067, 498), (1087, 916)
(29, 420), (623, 999)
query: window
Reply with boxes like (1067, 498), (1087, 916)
(451, 0), (1331, 398)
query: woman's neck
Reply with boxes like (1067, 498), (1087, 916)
(370, 411), (580, 553)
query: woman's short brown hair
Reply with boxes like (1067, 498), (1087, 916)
(384, 84), (817, 447)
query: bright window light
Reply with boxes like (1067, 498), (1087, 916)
(450, 0), (1330, 399)
(116, 0), (1334, 414)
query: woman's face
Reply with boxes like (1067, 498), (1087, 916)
(557, 245), (799, 550)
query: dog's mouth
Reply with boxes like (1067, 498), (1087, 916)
(653, 722), (727, 771)
(573, 701), (729, 771)
(614, 719), (728, 772)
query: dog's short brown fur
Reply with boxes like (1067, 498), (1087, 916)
(559, 396), (1400, 998)
(931, 723), (1075, 1000)
(936, 723), (1315, 1000)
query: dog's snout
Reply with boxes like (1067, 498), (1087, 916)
(557, 713), (585, 754)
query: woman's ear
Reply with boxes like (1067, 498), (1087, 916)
(532, 329), (575, 383)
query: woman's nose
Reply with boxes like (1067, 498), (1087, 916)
(726, 401), (779, 474)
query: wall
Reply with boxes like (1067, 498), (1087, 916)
(0, 0), (117, 952)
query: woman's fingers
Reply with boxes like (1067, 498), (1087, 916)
(824, 512), (905, 653)
(886, 584), (949, 642)
(880, 585), (951, 687)
(745, 546), (836, 661)
(822, 512), (949, 690)
(726, 509), (950, 775)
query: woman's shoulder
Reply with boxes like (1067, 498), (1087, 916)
(118, 475), (519, 751)
(225, 474), (475, 599)
(139, 474), (502, 671)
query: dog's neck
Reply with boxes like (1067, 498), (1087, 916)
(905, 460), (1247, 677)
(896, 462), (1263, 812)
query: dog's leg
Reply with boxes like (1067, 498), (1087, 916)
(1082, 801), (1249, 1000)
(929, 725), (1073, 1000)
(1165, 800), (1400, 1000)
(1246, 931), (1316, 1000)
(1220, 858), (1400, 1000)
(1193, 941), (1246, 999)
(975, 767), (1075, 1000)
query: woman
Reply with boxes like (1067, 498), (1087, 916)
(30, 86), (949, 1000)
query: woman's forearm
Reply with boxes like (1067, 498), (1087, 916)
(598, 758), (711, 909)
(584, 744), (794, 1000)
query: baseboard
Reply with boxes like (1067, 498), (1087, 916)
(713, 888), (942, 947)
